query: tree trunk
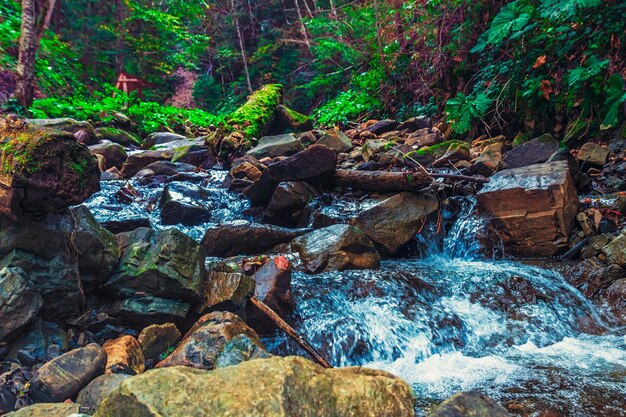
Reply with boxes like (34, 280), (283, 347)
(372, 0), (388, 77)
(294, 0), (312, 54)
(15, 0), (38, 108)
(230, 0), (253, 93)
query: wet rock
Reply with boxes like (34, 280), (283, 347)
(562, 257), (624, 298)
(267, 181), (317, 215)
(89, 141), (127, 170)
(109, 296), (190, 328)
(0, 267), (42, 343)
(136, 161), (195, 177)
(76, 373), (131, 414)
(274, 104), (313, 132)
(105, 228), (204, 303)
(96, 356), (414, 417)
(432, 141), (471, 167)
(171, 143), (216, 168)
(103, 335), (145, 375)
(100, 217), (151, 234)
(4, 403), (81, 417)
(29, 343), (107, 402)
(156, 311), (263, 370)
(600, 231), (626, 266)
(477, 161), (578, 257)
(318, 129), (353, 153)
(0, 250), (81, 317)
(265, 144), (337, 182)
(199, 271), (254, 312)
(214, 334), (272, 368)
(142, 132), (188, 149)
(159, 182), (213, 226)
(429, 391), (511, 417)
(581, 234), (611, 258)
(607, 279), (626, 323)
(471, 142), (505, 176)
(6, 320), (68, 365)
(120, 150), (174, 178)
(366, 119), (399, 135)
(201, 221), (310, 257)
(137, 323), (181, 361)
(292, 224), (381, 273)
(95, 127), (141, 147)
(246, 133), (303, 159)
(501, 133), (559, 169)
(355, 192), (439, 255)
(0, 122), (100, 220)
(576, 142), (610, 167)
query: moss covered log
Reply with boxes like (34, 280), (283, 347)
(226, 84), (283, 140)
(0, 117), (100, 220)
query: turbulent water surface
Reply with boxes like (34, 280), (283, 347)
(86, 172), (626, 417)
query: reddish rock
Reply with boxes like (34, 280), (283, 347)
(102, 335), (145, 374)
(477, 161), (578, 257)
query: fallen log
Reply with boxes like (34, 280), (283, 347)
(248, 295), (332, 368)
(430, 172), (490, 183)
(333, 170), (431, 192)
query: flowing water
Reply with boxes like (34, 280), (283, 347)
(86, 172), (626, 417)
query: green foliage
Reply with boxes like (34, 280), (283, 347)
(445, 93), (493, 134)
(471, 1), (534, 53)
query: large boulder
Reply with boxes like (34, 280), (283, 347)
(355, 192), (439, 255)
(137, 323), (181, 361)
(0, 120), (100, 219)
(4, 403), (82, 417)
(159, 182), (213, 226)
(429, 392), (511, 417)
(89, 141), (127, 170)
(201, 221), (310, 257)
(76, 374), (131, 414)
(576, 142), (610, 167)
(104, 228), (204, 303)
(199, 270), (255, 312)
(0, 250), (82, 317)
(142, 132), (188, 149)
(0, 267), (42, 343)
(120, 150), (174, 178)
(292, 224), (381, 273)
(156, 311), (263, 370)
(0, 205), (120, 289)
(477, 161), (578, 257)
(246, 133), (304, 159)
(108, 296), (190, 328)
(501, 134), (559, 169)
(95, 356), (414, 417)
(102, 335), (145, 375)
(29, 343), (107, 402)
(274, 105), (313, 132)
(318, 129), (353, 153)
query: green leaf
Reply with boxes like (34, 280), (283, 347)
(470, 1), (533, 53)
(600, 74), (626, 130)
(540, 0), (602, 20)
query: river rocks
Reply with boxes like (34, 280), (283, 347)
(76, 373), (131, 413)
(214, 334), (272, 368)
(607, 279), (626, 323)
(171, 143), (216, 168)
(159, 182), (213, 225)
(0, 121), (100, 220)
(318, 129), (353, 153)
(105, 228), (204, 303)
(429, 392), (511, 417)
(200, 271), (254, 312)
(120, 150), (173, 178)
(27, 118), (96, 143)
(0, 250), (81, 317)
(95, 127), (141, 147)
(4, 403), (82, 417)
(201, 221), (310, 257)
(366, 119), (399, 135)
(576, 142), (610, 167)
(137, 323), (181, 361)
(246, 133), (304, 159)
(156, 311), (263, 370)
(109, 296), (190, 328)
(477, 161), (578, 257)
(265, 144), (337, 182)
(103, 335), (145, 375)
(29, 343), (107, 402)
(501, 134), (559, 169)
(600, 231), (626, 266)
(562, 257), (624, 298)
(142, 132), (188, 149)
(355, 192), (439, 255)
(96, 356), (414, 417)
(275, 105), (313, 132)
(471, 142), (505, 176)
(292, 224), (381, 273)
(0, 267), (42, 343)
(89, 141), (127, 170)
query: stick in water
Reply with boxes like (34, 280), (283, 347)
(248, 296), (332, 368)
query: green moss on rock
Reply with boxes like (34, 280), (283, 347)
(226, 84), (283, 140)
(412, 140), (469, 158)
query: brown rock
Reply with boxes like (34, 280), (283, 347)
(89, 141), (127, 170)
(199, 270), (255, 312)
(138, 323), (181, 361)
(576, 142), (610, 167)
(120, 150), (174, 178)
(607, 278), (626, 324)
(430, 392), (511, 417)
(501, 134), (559, 169)
(477, 161), (578, 257)
(601, 231), (626, 266)
(76, 373), (131, 413)
(103, 335), (145, 374)
(472, 142), (505, 176)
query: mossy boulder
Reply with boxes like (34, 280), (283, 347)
(275, 104), (314, 132)
(95, 356), (414, 417)
(227, 84), (283, 140)
(0, 119), (100, 219)
(4, 403), (82, 417)
(27, 118), (96, 144)
(413, 140), (469, 159)
(95, 127), (141, 147)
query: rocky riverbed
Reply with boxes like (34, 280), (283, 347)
(0, 105), (624, 417)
